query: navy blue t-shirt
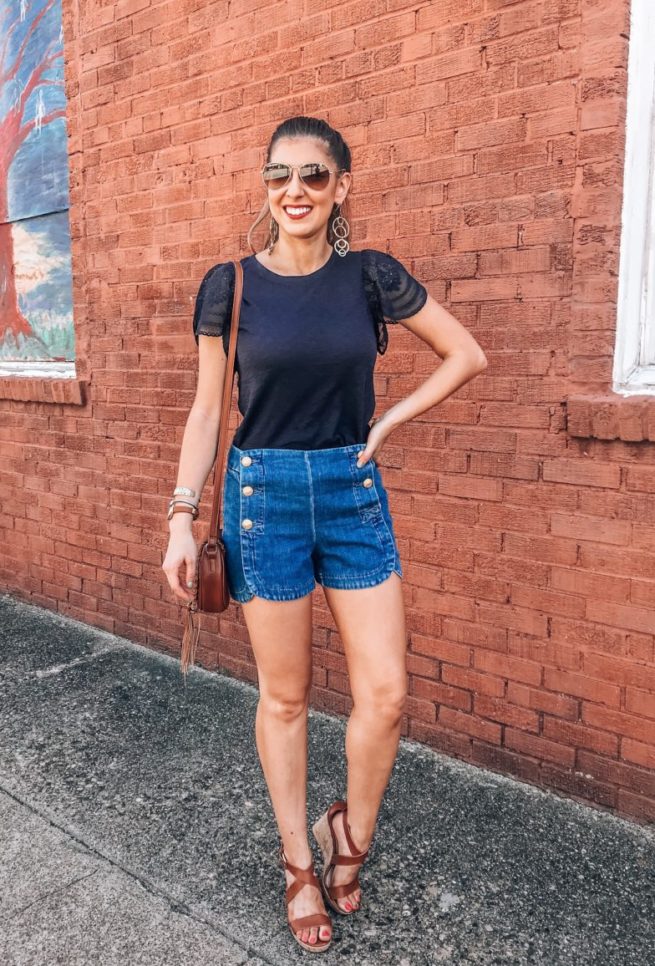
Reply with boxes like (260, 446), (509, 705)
(192, 248), (428, 450)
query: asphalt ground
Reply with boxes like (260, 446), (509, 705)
(0, 592), (653, 965)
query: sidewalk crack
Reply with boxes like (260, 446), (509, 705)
(2, 869), (99, 922)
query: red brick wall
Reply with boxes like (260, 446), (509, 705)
(2, 0), (653, 824)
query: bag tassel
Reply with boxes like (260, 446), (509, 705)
(180, 599), (200, 677)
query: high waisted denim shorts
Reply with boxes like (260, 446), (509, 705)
(220, 442), (403, 603)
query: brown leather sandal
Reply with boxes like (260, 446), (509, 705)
(312, 799), (370, 916)
(278, 843), (333, 953)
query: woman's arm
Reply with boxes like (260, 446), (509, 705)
(162, 336), (228, 601)
(169, 335), (228, 533)
(360, 293), (487, 463)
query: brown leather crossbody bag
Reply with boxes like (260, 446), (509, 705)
(180, 259), (244, 675)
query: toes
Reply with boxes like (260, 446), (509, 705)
(341, 888), (360, 911)
(319, 926), (331, 941)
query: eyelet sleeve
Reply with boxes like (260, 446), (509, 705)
(192, 261), (235, 352)
(361, 249), (428, 355)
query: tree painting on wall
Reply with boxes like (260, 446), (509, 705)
(0, 0), (74, 372)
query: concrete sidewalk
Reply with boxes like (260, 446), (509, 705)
(0, 593), (653, 966)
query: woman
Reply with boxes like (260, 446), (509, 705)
(163, 115), (487, 953)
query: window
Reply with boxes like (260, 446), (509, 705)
(613, 0), (655, 394)
(0, 0), (75, 380)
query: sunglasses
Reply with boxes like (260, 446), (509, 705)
(261, 162), (345, 191)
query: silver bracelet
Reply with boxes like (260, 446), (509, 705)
(173, 486), (197, 498)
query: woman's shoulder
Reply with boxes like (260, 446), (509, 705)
(199, 259), (236, 293)
(359, 247), (412, 282)
(192, 260), (237, 344)
(358, 247), (428, 331)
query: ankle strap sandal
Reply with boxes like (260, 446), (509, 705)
(278, 844), (333, 953)
(311, 799), (370, 915)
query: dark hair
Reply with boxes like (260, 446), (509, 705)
(246, 115), (352, 254)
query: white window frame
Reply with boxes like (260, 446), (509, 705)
(614, 0), (655, 395)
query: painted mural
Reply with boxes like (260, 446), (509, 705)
(0, 0), (73, 372)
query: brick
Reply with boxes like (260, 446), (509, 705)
(469, 453), (540, 480)
(626, 467), (655, 493)
(448, 427), (518, 453)
(478, 503), (549, 534)
(582, 705), (655, 746)
(485, 27), (558, 67)
(452, 277), (520, 302)
(550, 512), (631, 546)
(471, 742), (542, 785)
(450, 222), (520, 253)
(443, 569), (510, 603)
(442, 664), (505, 697)
(416, 0), (484, 31)
(579, 545), (655, 581)
(476, 550), (550, 586)
(505, 728), (576, 767)
(542, 717), (619, 757)
(550, 566), (630, 603)
(631, 577), (655, 605)
(497, 78), (575, 118)
(439, 707), (502, 743)
(415, 47), (481, 84)
(529, 107), (578, 140)
(474, 694), (540, 732)
(540, 764), (617, 809)
(621, 738), (655, 770)
(473, 650), (542, 687)
(584, 654), (655, 693)
(616, 789), (655, 824)
(543, 668), (621, 707)
(410, 635), (470, 666)
(625, 687), (655, 720)
(456, 117), (527, 152)
(407, 720), (472, 760)
(577, 750), (655, 799)
(585, 600), (655, 635)
(404, 694), (437, 725)
(477, 141), (547, 175)
(438, 474), (503, 501)
(412, 676), (472, 712)
(477, 601), (548, 637)
(506, 682), (578, 720)
(510, 584), (586, 620)
(442, 619), (508, 651)
(478, 246), (551, 275)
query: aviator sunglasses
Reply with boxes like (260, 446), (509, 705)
(261, 161), (345, 191)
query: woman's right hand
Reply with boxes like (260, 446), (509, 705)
(162, 524), (198, 603)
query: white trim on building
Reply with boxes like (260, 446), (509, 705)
(614, 0), (655, 394)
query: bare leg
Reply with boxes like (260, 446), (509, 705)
(322, 571), (408, 911)
(241, 592), (331, 946)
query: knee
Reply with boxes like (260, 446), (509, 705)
(260, 690), (310, 723)
(359, 679), (407, 725)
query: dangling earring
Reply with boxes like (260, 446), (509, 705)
(331, 204), (350, 257)
(268, 216), (278, 254)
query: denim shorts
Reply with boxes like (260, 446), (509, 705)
(220, 442), (404, 603)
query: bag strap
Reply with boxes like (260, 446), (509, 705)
(208, 258), (244, 542)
